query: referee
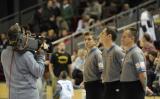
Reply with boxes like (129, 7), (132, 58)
(83, 32), (104, 99)
(120, 27), (148, 99)
(99, 27), (124, 99)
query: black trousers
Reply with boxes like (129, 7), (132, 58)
(84, 80), (104, 99)
(104, 81), (120, 99)
(121, 81), (145, 99)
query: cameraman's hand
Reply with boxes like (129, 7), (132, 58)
(36, 48), (45, 62)
(37, 48), (45, 56)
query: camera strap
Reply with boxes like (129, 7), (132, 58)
(9, 51), (15, 99)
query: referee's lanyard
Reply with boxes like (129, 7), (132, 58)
(88, 47), (98, 56)
(107, 44), (115, 53)
(122, 45), (137, 66)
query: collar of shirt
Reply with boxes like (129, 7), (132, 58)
(126, 44), (137, 54)
(107, 43), (115, 53)
(89, 47), (98, 54)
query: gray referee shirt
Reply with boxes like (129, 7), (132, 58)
(83, 47), (103, 82)
(103, 43), (124, 82)
(120, 45), (146, 82)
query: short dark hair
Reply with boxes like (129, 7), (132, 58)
(60, 71), (68, 79)
(8, 23), (21, 41)
(84, 31), (97, 41)
(125, 27), (137, 42)
(104, 26), (117, 41)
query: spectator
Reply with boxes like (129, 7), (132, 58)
(47, 29), (58, 41)
(0, 33), (7, 51)
(146, 51), (157, 90)
(92, 19), (105, 36)
(52, 0), (61, 8)
(121, 3), (130, 11)
(77, 0), (88, 15)
(83, 0), (102, 19)
(61, 28), (70, 37)
(58, 28), (70, 39)
(56, 16), (69, 32)
(49, 42), (72, 97)
(52, 0), (61, 17)
(40, 31), (47, 38)
(72, 49), (87, 71)
(71, 50), (78, 62)
(102, 1), (118, 19)
(140, 34), (156, 54)
(31, 6), (44, 33)
(49, 42), (72, 78)
(61, 0), (74, 30)
(76, 14), (95, 33)
(46, 29), (57, 53)
(42, 0), (57, 31)
(71, 47), (87, 86)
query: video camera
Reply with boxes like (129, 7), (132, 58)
(7, 23), (45, 53)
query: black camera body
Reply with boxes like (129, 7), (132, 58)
(7, 23), (43, 53)
(18, 34), (39, 51)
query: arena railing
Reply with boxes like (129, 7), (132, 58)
(51, 0), (157, 54)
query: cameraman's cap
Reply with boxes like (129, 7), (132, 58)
(8, 23), (21, 40)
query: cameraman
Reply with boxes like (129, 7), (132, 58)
(1, 24), (45, 99)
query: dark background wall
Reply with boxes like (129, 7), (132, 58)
(0, 0), (39, 18)
(0, 0), (14, 18)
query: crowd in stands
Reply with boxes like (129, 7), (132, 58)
(28, 0), (149, 45)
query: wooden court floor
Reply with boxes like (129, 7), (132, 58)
(0, 83), (159, 99)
